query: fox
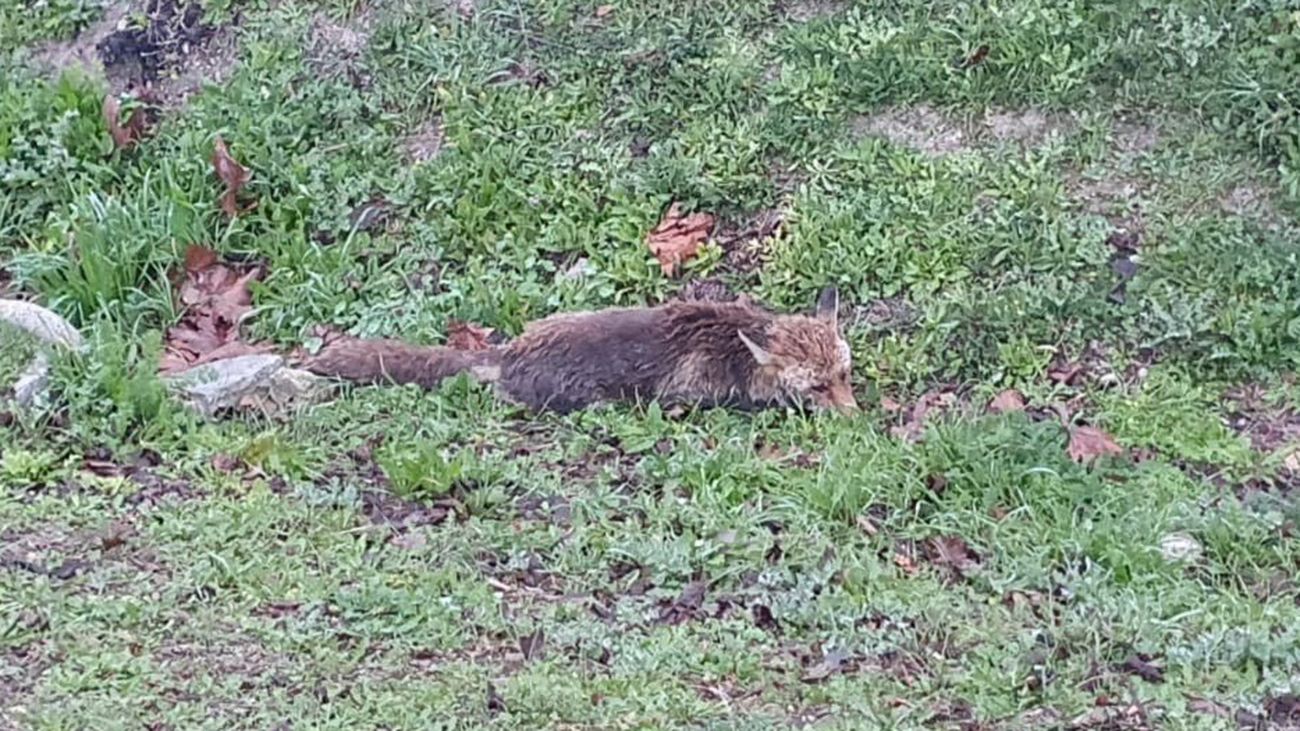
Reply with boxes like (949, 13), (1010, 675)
(303, 286), (859, 415)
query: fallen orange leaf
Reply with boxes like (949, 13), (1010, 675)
(646, 202), (714, 277)
(988, 389), (1026, 414)
(160, 245), (269, 374)
(446, 320), (495, 351)
(103, 94), (151, 150)
(893, 552), (918, 575)
(1068, 425), (1124, 465)
(212, 136), (255, 217)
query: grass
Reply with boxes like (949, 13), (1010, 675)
(2, 0), (1300, 728)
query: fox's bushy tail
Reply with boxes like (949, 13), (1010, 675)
(303, 338), (501, 389)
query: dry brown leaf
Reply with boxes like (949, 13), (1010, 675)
(103, 94), (151, 150)
(210, 453), (242, 473)
(657, 580), (707, 625)
(956, 44), (990, 69)
(646, 202), (714, 277)
(1115, 654), (1164, 683)
(160, 245), (269, 374)
(889, 390), (957, 442)
(1048, 361), (1084, 385)
(892, 552), (918, 575)
(1185, 697), (1233, 720)
(212, 136), (255, 217)
(855, 515), (879, 537)
(988, 389), (1026, 414)
(926, 535), (981, 578)
(446, 320), (495, 351)
(184, 243), (220, 273)
(1068, 425), (1124, 465)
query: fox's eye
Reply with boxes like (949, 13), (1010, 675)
(811, 383), (829, 394)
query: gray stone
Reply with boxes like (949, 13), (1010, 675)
(240, 367), (332, 414)
(11, 352), (51, 407)
(164, 356), (333, 417)
(1, 299), (84, 407)
(164, 354), (286, 416)
(0, 299), (84, 349)
(1158, 532), (1203, 563)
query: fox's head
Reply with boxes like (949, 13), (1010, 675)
(738, 287), (859, 414)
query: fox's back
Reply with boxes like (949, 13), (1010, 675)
(501, 301), (773, 412)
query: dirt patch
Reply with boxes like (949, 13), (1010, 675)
(1219, 182), (1284, 229)
(853, 105), (969, 157)
(766, 158), (807, 196)
(26, 0), (238, 106)
(1, 637), (61, 709)
(852, 297), (921, 332)
(0, 526), (82, 579)
(1223, 383), (1300, 453)
(713, 208), (783, 274)
(25, 1), (131, 78)
(982, 108), (1072, 147)
(853, 105), (1073, 157)
(678, 277), (740, 303)
(402, 117), (445, 163)
(1064, 170), (1149, 236)
(1111, 119), (1161, 157)
(359, 487), (457, 531)
(154, 629), (298, 713)
(307, 9), (374, 89)
(780, 0), (844, 22)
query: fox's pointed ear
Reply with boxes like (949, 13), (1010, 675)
(814, 286), (840, 330)
(737, 330), (774, 366)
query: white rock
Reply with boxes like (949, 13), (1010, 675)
(1, 299), (84, 407)
(1158, 532), (1203, 563)
(164, 354), (286, 416)
(0, 299), (83, 349)
(164, 356), (333, 417)
(11, 352), (51, 406)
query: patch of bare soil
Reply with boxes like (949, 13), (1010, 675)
(25, 1), (131, 78)
(853, 104), (969, 157)
(981, 108), (1073, 148)
(26, 0), (238, 106)
(713, 207), (784, 274)
(779, 0), (844, 22)
(1223, 383), (1300, 453)
(154, 629), (297, 711)
(678, 277), (740, 303)
(766, 157), (807, 196)
(1065, 171), (1150, 238)
(1, 635), (61, 709)
(1219, 182), (1285, 230)
(402, 116), (445, 163)
(853, 105), (1074, 157)
(1111, 119), (1161, 157)
(307, 9), (374, 90)
(852, 296), (921, 332)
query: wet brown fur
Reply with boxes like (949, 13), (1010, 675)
(304, 287), (858, 414)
